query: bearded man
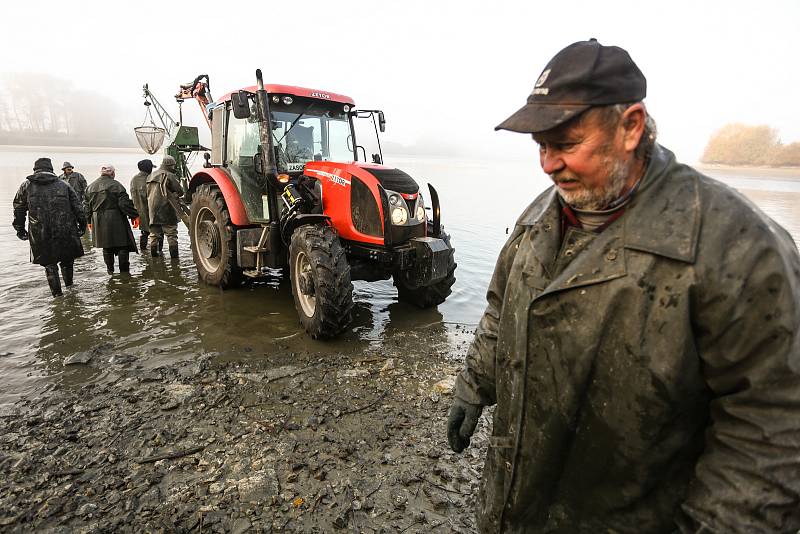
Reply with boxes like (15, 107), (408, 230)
(447, 39), (800, 533)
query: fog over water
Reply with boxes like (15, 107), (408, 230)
(0, 1), (799, 163)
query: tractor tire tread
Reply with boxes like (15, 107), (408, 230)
(190, 184), (243, 289)
(290, 225), (353, 339)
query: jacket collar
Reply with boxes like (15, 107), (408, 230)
(622, 144), (700, 263)
(516, 144), (700, 264)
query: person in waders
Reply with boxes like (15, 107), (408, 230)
(12, 157), (86, 297)
(447, 39), (800, 533)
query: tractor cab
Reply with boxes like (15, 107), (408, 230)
(209, 85), (370, 224)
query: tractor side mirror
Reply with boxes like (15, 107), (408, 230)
(378, 111), (386, 133)
(232, 90), (251, 119)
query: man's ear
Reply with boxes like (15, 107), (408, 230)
(621, 103), (646, 153)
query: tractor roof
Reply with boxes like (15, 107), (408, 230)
(218, 84), (355, 105)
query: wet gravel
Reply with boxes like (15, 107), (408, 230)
(0, 335), (491, 533)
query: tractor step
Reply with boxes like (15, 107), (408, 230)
(243, 246), (269, 254)
(242, 269), (266, 278)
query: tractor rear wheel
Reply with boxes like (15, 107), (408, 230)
(394, 226), (456, 308)
(189, 183), (242, 288)
(289, 225), (354, 339)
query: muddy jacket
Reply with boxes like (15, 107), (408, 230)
(455, 145), (800, 533)
(85, 175), (138, 252)
(59, 171), (87, 207)
(12, 172), (85, 265)
(129, 170), (150, 233)
(146, 166), (183, 226)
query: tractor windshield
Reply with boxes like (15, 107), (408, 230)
(270, 97), (354, 173)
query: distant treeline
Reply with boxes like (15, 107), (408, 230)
(0, 73), (134, 147)
(701, 124), (800, 167)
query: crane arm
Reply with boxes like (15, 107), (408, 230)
(142, 84), (177, 135)
(176, 74), (213, 131)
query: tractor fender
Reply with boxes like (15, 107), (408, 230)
(283, 213), (331, 241)
(189, 168), (250, 226)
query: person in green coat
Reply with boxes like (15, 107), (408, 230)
(448, 39), (800, 533)
(59, 161), (88, 210)
(85, 164), (139, 274)
(146, 155), (184, 258)
(130, 159), (154, 252)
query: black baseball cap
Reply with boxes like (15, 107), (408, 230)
(496, 39), (647, 134)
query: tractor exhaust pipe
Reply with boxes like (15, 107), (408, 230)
(255, 69), (285, 267)
(427, 183), (441, 237)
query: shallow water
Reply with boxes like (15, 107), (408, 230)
(1, 146), (798, 406)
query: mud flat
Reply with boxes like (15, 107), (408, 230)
(0, 327), (488, 533)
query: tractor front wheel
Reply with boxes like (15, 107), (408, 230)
(189, 183), (242, 288)
(289, 225), (354, 339)
(394, 227), (456, 308)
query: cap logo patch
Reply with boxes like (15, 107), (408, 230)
(535, 69), (551, 87)
(532, 69), (550, 95)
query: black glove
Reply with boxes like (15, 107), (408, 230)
(16, 229), (28, 241)
(447, 397), (483, 453)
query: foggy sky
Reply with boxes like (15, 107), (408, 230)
(2, 0), (798, 165)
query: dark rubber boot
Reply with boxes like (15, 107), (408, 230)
(45, 265), (62, 297)
(103, 251), (115, 274)
(158, 236), (164, 253)
(119, 251), (130, 273)
(60, 261), (74, 287)
(140, 232), (149, 252)
(169, 245), (179, 259)
(150, 243), (160, 257)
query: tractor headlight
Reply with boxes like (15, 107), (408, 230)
(388, 193), (401, 206)
(416, 205), (425, 221)
(391, 206), (408, 225)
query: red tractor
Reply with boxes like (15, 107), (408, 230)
(169, 71), (455, 338)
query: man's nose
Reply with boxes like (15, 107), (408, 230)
(539, 147), (564, 175)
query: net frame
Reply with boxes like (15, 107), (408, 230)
(134, 103), (166, 154)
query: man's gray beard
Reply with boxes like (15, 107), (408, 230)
(554, 158), (629, 211)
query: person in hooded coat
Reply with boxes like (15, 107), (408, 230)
(85, 164), (138, 274)
(147, 154), (184, 258)
(130, 159), (154, 252)
(12, 157), (86, 297)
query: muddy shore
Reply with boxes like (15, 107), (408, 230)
(0, 329), (489, 533)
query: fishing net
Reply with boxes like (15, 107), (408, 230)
(135, 102), (166, 154)
(134, 125), (166, 154)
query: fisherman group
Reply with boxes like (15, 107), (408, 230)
(12, 155), (184, 297)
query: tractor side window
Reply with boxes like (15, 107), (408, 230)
(226, 103), (269, 222)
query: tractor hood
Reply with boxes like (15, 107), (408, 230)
(304, 162), (419, 195)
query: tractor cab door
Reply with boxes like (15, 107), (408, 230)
(224, 98), (272, 223)
(351, 110), (384, 164)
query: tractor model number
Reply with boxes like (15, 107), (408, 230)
(308, 169), (350, 187)
(310, 92), (331, 100)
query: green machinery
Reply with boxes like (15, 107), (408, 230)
(134, 83), (207, 189)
